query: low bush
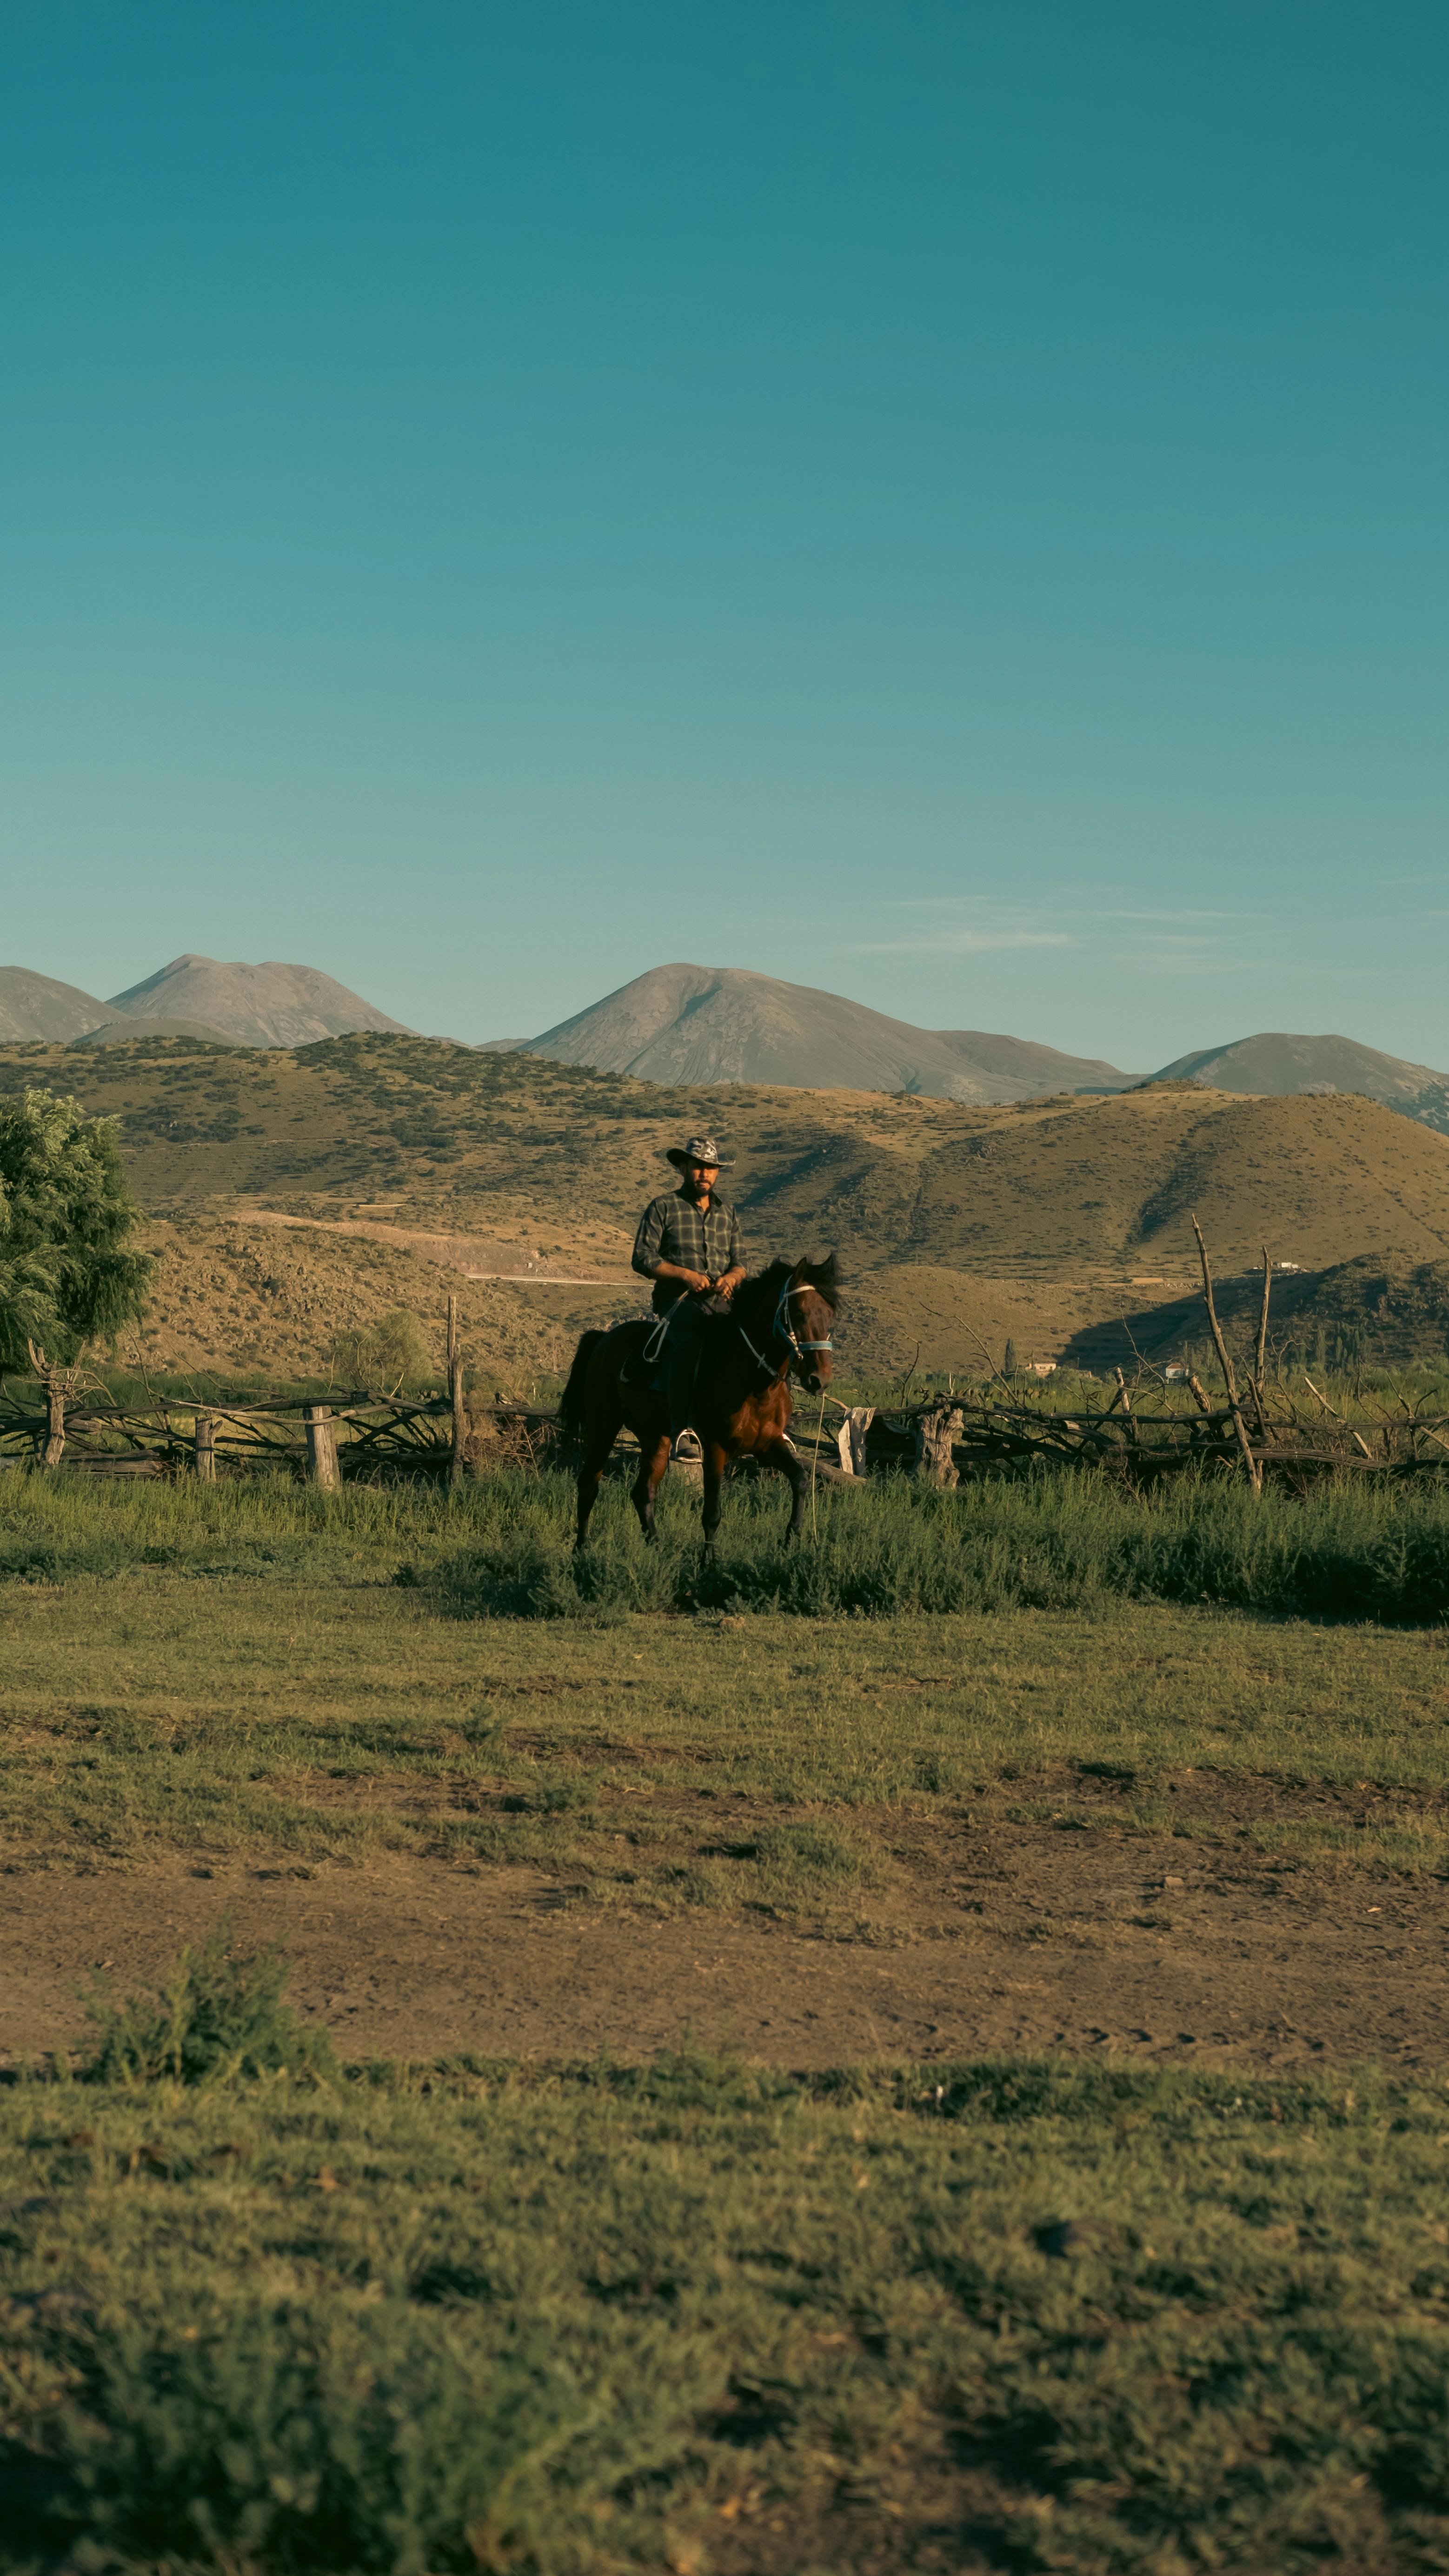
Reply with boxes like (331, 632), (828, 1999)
(83, 1915), (337, 2085)
(333, 1306), (434, 1391)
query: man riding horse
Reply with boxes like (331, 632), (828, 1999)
(558, 1136), (839, 1555)
(631, 1134), (746, 1464)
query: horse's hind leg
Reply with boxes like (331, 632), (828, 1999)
(702, 1441), (727, 1562)
(576, 1412), (623, 1551)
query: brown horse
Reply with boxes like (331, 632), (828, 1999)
(558, 1254), (839, 1556)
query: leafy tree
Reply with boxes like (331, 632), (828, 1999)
(333, 1308), (433, 1392)
(0, 1087), (152, 1371)
(1002, 1337), (1018, 1380)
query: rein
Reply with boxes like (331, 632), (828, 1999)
(736, 1278), (834, 1382)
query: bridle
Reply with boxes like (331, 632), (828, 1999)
(735, 1277), (834, 1382)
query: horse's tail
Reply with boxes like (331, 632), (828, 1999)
(558, 1330), (606, 1443)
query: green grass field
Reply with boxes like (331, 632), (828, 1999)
(6, 1465), (1449, 2570)
(6, 2037), (1449, 2574)
(10, 1452), (1449, 1617)
(3, 1466), (1449, 1899)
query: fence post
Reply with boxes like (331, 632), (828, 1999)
(1190, 1216), (1262, 1494)
(835, 1406), (874, 1476)
(194, 1410), (216, 1482)
(40, 1380), (66, 1471)
(447, 1293), (465, 1484)
(913, 1402), (961, 1488)
(305, 1404), (339, 1491)
(26, 1340), (70, 1470)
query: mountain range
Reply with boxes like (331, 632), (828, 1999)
(5, 948), (1448, 1134)
(1151, 1033), (1449, 1132)
(505, 961), (1135, 1101)
(0, 955), (413, 1050)
(502, 959), (1449, 1132)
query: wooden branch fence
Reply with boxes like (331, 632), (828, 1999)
(4, 1230), (1444, 1493)
(813, 1388), (1449, 1490)
(0, 1373), (557, 1485)
(811, 1223), (1449, 1493)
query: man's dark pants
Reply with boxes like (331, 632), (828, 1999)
(663, 1298), (710, 1443)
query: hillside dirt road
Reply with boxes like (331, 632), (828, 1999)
(233, 1204), (631, 1287)
(5, 1810), (1442, 2073)
(153, 1204), (1204, 1378)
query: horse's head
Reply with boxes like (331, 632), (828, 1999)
(784, 1252), (839, 1395)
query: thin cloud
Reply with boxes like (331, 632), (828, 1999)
(843, 890), (1398, 974)
(852, 927), (1072, 954)
(847, 894), (1077, 955)
(1098, 905), (1266, 927)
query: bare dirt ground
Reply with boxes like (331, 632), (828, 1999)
(6, 1784), (1445, 2072)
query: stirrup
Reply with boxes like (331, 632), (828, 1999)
(670, 1429), (704, 1464)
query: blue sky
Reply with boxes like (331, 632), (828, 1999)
(2, 0), (1445, 1068)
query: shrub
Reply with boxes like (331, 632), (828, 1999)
(333, 1308), (433, 1392)
(82, 1916), (336, 2085)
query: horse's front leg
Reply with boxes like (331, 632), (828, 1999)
(759, 1433), (809, 1544)
(576, 1413), (622, 1552)
(632, 1425), (671, 1542)
(575, 1458), (601, 1554)
(701, 1440), (728, 1561)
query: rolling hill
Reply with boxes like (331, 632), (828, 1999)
(71, 1016), (236, 1049)
(1148, 1033), (1449, 1134)
(5, 1032), (1447, 1377)
(1063, 1255), (1449, 1375)
(4, 1029), (1444, 1275)
(107, 954), (415, 1047)
(518, 961), (1133, 1101)
(113, 1209), (611, 1387)
(0, 967), (113, 1042)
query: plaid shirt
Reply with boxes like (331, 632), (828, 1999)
(632, 1187), (745, 1313)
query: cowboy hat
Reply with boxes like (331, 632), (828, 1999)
(665, 1134), (734, 1169)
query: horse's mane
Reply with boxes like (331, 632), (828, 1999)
(733, 1252), (840, 1328)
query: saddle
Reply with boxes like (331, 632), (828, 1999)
(618, 1294), (730, 1394)
(618, 1313), (669, 1393)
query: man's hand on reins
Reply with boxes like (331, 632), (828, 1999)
(650, 1259), (712, 1296)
